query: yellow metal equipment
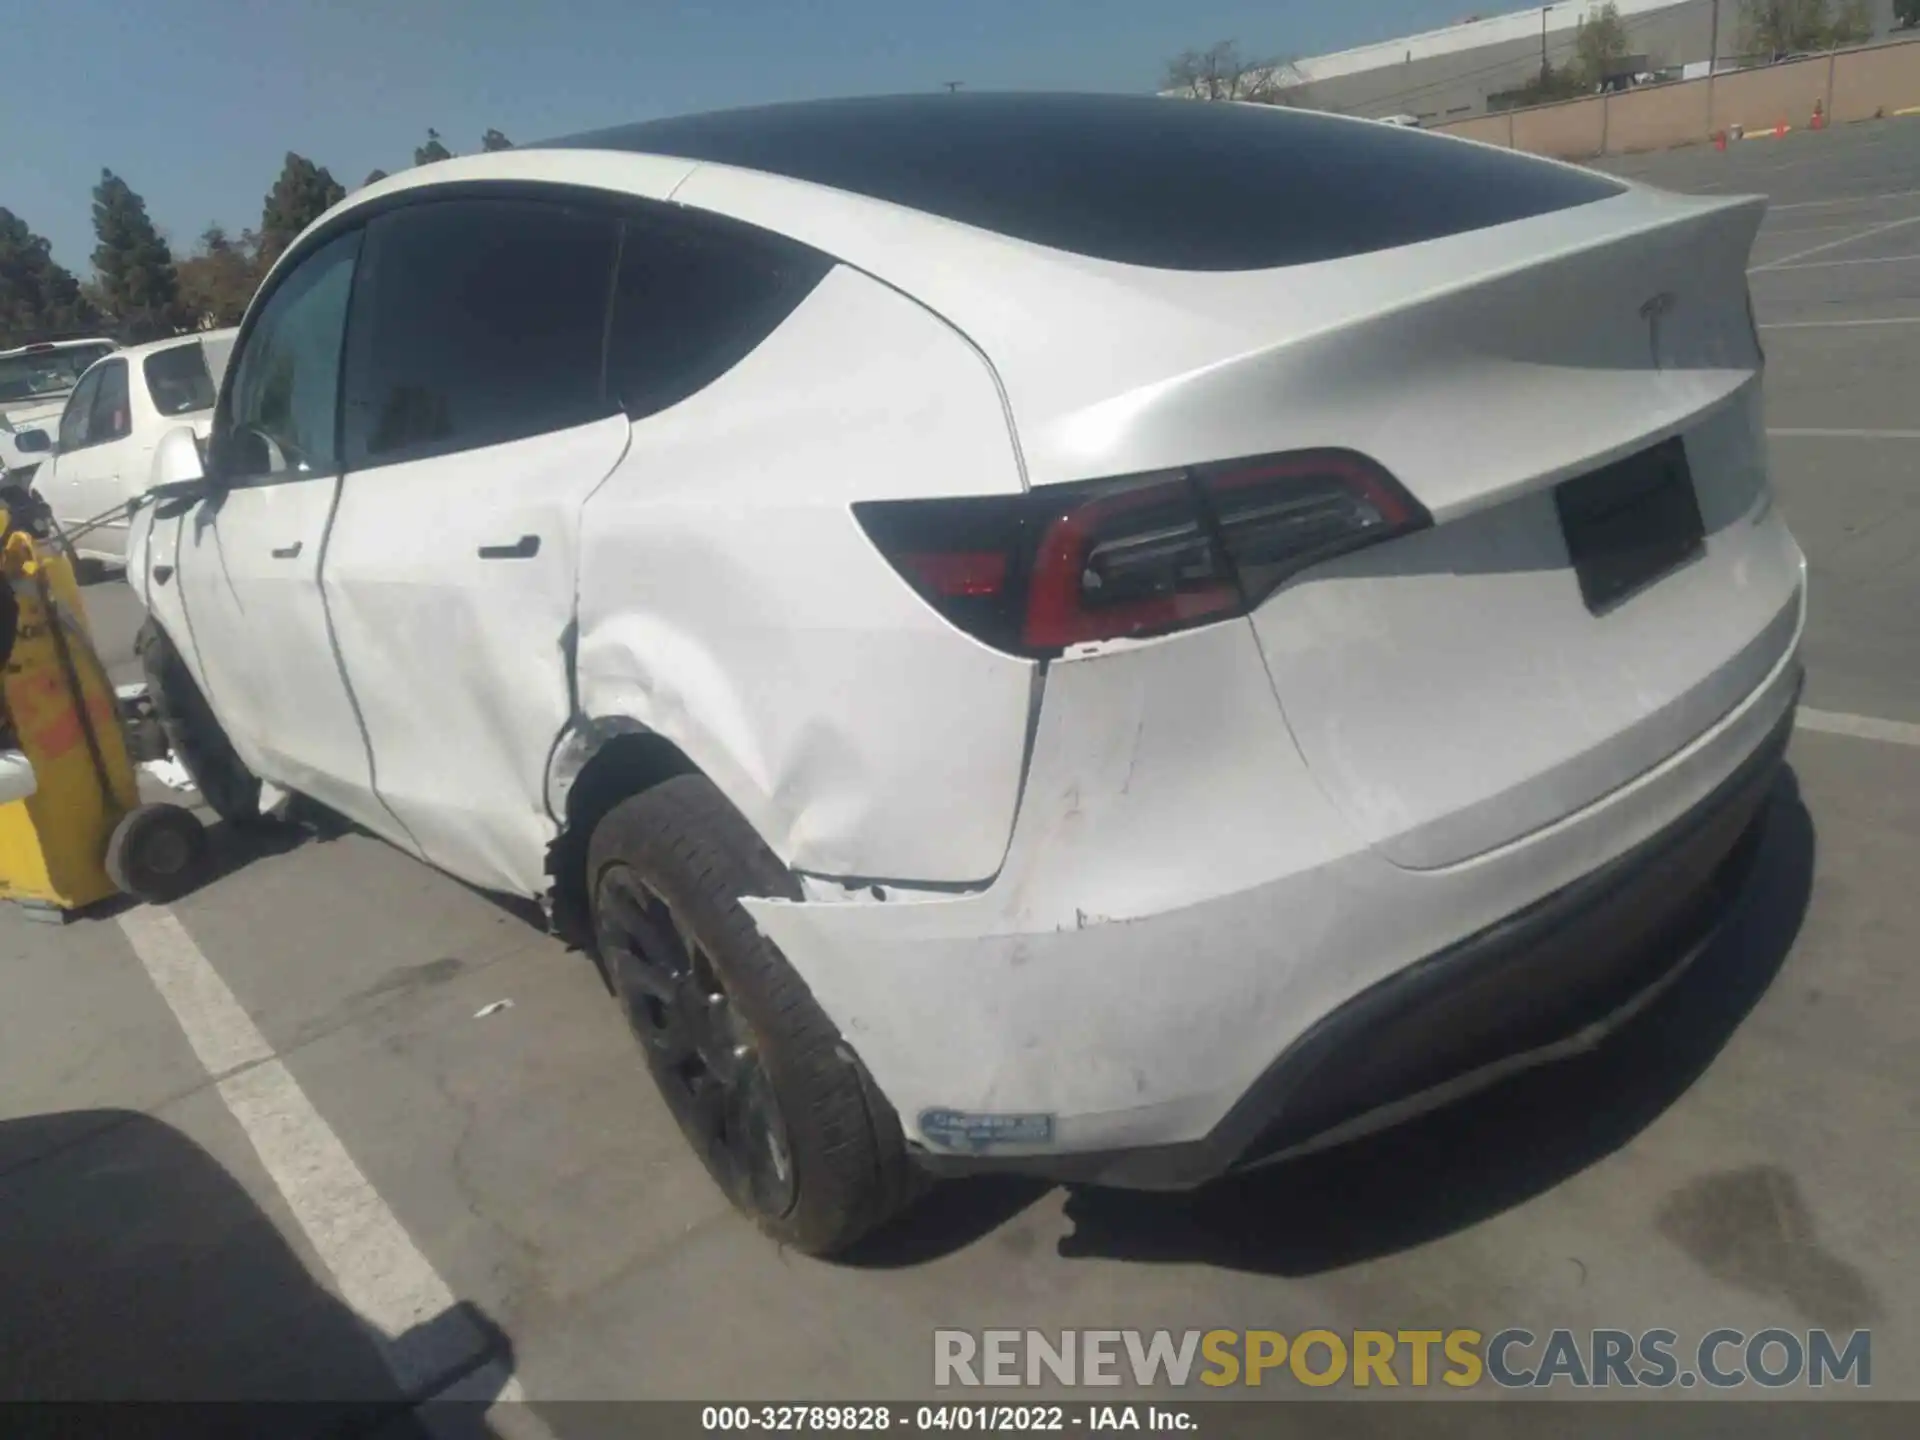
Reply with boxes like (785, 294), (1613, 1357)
(0, 494), (205, 918)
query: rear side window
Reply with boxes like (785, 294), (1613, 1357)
(87, 359), (131, 443)
(554, 93), (1625, 272)
(607, 214), (829, 420)
(342, 198), (619, 468)
(144, 342), (218, 417)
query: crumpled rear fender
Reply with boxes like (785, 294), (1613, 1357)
(567, 262), (1036, 886)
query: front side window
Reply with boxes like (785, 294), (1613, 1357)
(56, 367), (103, 451)
(607, 213), (829, 420)
(219, 228), (362, 482)
(144, 342), (219, 417)
(87, 359), (131, 443)
(341, 198), (618, 469)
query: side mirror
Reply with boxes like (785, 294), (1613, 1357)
(147, 425), (211, 504)
(12, 428), (51, 455)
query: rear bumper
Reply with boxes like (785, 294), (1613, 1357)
(913, 684), (1790, 1188)
(743, 603), (1805, 1179)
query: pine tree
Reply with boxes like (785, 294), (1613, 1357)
(363, 168), (390, 188)
(481, 128), (514, 152)
(90, 170), (184, 341)
(414, 128), (454, 165)
(259, 153), (346, 266)
(0, 208), (100, 348)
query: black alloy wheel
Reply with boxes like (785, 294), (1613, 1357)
(595, 863), (797, 1221)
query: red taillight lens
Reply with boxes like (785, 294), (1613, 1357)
(897, 550), (1009, 598)
(1023, 473), (1239, 650)
(854, 449), (1428, 658)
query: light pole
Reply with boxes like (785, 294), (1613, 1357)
(1541, 4), (1553, 81)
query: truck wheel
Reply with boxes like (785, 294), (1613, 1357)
(587, 774), (920, 1256)
(136, 620), (265, 828)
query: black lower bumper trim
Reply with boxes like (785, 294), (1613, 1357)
(911, 679), (1798, 1190)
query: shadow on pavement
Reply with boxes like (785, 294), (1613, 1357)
(198, 811), (342, 887)
(65, 813), (338, 926)
(0, 1108), (515, 1438)
(842, 1174), (1054, 1269)
(1052, 769), (1817, 1272)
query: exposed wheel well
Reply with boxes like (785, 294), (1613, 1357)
(546, 729), (700, 950)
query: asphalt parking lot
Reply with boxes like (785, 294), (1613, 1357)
(4, 117), (1918, 1431)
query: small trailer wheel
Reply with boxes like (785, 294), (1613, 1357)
(105, 803), (210, 904)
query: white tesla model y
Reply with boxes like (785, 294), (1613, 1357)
(127, 94), (1804, 1254)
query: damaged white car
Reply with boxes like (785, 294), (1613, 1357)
(127, 93), (1804, 1255)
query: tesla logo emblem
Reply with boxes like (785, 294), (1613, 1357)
(1641, 291), (1677, 368)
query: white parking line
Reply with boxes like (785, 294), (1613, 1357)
(1797, 708), (1920, 748)
(1749, 212), (1920, 271)
(116, 907), (528, 1410)
(1760, 317), (1920, 329)
(1767, 427), (1920, 439)
(1759, 220), (1897, 240)
(1757, 251), (1920, 272)
(1769, 187), (1920, 210)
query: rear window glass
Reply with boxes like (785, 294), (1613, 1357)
(607, 214), (828, 420)
(0, 343), (112, 402)
(144, 342), (218, 416)
(547, 93), (1624, 273)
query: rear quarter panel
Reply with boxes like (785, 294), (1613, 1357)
(574, 263), (1036, 884)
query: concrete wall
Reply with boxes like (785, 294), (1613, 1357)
(1431, 36), (1920, 158)
(1604, 76), (1713, 152)
(1443, 112), (1517, 146)
(1512, 95), (1608, 158)
(1831, 36), (1920, 122)
(1710, 54), (1835, 134)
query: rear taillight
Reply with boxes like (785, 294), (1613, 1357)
(854, 449), (1429, 658)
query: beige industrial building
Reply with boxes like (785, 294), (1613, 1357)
(1261, 0), (1901, 124)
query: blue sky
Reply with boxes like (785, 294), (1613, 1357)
(6, 0), (1473, 273)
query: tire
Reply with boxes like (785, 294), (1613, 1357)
(136, 619), (266, 828)
(105, 802), (209, 904)
(587, 775), (920, 1255)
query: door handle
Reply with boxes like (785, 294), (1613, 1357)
(271, 541), (303, 559)
(478, 534), (540, 560)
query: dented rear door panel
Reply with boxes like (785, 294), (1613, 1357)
(323, 415), (633, 894)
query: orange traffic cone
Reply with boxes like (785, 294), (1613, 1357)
(1775, 118), (1787, 138)
(1812, 99), (1826, 130)
(1714, 129), (1728, 150)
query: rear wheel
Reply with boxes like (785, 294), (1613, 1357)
(586, 775), (920, 1255)
(136, 619), (266, 828)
